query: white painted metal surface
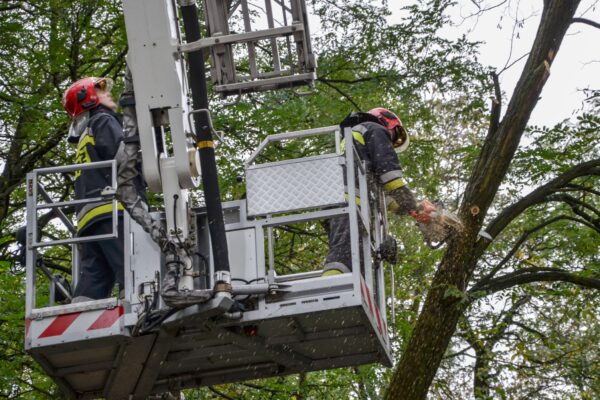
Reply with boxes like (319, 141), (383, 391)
(122, 0), (199, 192)
(246, 155), (346, 216)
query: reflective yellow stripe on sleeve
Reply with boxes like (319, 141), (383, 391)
(77, 134), (95, 151)
(74, 134), (95, 178)
(383, 178), (407, 193)
(77, 202), (124, 232)
(352, 131), (365, 145)
(340, 131), (366, 152)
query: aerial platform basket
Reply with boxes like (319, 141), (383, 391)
(25, 126), (394, 399)
(180, 0), (317, 97)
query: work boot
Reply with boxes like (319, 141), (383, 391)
(71, 296), (94, 303)
(322, 269), (343, 277)
(322, 262), (350, 276)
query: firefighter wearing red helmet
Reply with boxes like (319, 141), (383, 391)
(63, 77), (146, 302)
(323, 107), (435, 276)
(367, 107), (410, 152)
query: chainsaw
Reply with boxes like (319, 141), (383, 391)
(417, 200), (463, 248)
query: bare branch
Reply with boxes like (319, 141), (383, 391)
(572, 17), (600, 29)
(318, 79), (361, 110)
(512, 321), (548, 344)
(487, 72), (502, 136)
(463, 0), (509, 19)
(498, 52), (530, 75)
(443, 345), (473, 359)
(38, 258), (71, 275)
(0, 5), (21, 12)
(488, 295), (530, 344)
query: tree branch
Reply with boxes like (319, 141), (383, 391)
(558, 183), (600, 197)
(548, 193), (600, 216)
(474, 213), (598, 289)
(319, 79), (361, 110)
(319, 75), (395, 85)
(0, 5), (21, 12)
(443, 345), (473, 360)
(476, 216), (565, 286)
(488, 295), (530, 344)
(512, 321), (548, 344)
(471, 268), (600, 294)
(479, 158), (600, 245)
(572, 17), (600, 29)
(487, 71), (501, 137)
(498, 52), (530, 75)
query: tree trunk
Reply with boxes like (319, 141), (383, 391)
(384, 1), (581, 398)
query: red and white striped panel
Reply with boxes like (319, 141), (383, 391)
(360, 277), (388, 342)
(26, 306), (125, 346)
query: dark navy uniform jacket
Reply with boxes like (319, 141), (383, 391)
(73, 105), (145, 233)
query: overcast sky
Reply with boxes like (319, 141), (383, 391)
(306, 1), (600, 126)
(438, 0), (600, 126)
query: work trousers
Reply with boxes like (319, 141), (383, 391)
(324, 215), (362, 273)
(73, 217), (124, 300)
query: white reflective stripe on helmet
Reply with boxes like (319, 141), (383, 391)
(379, 170), (404, 184)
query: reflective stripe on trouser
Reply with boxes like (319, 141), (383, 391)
(73, 218), (124, 300)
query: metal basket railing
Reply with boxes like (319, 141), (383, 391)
(25, 160), (118, 315)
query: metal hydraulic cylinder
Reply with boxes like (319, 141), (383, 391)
(180, 0), (231, 291)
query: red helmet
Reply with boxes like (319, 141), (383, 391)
(368, 107), (409, 152)
(62, 77), (111, 119)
